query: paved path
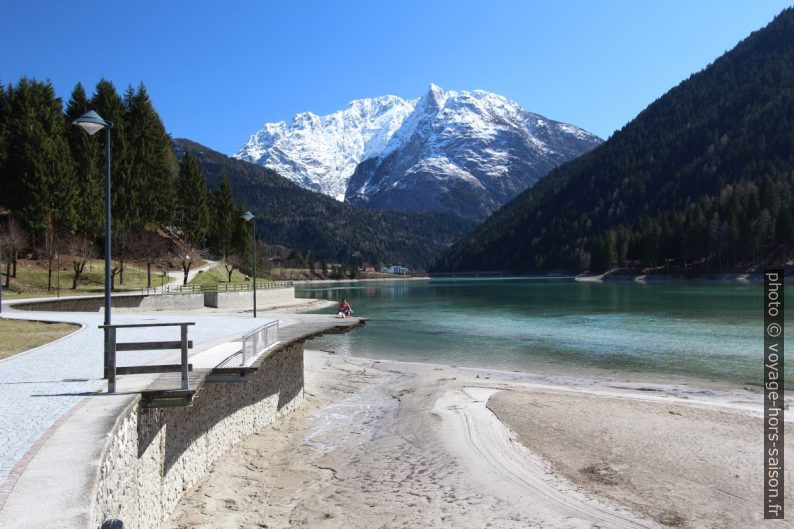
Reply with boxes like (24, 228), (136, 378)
(166, 259), (221, 287)
(0, 305), (268, 493)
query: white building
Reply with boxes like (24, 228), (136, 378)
(381, 265), (409, 275)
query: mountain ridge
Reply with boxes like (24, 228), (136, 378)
(235, 84), (601, 219)
(175, 138), (476, 269)
(346, 84), (601, 219)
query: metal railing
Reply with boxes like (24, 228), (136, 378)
(141, 281), (293, 296)
(241, 320), (279, 367)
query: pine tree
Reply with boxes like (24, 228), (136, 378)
(65, 82), (104, 236)
(0, 81), (8, 192)
(231, 204), (252, 264)
(3, 78), (77, 235)
(124, 83), (176, 226)
(209, 172), (235, 258)
(177, 152), (210, 246)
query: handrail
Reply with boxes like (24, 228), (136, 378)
(241, 320), (279, 367)
(140, 281), (293, 296)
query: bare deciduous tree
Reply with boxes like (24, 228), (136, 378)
(111, 230), (131, 289)
(41, 220), (61, 292)
(173, 243), (199, 286)
(67, 233), (96, 289)
(131, 229), (167, 288)
(1, 218), (27, 287)
(223, 255), (241, 283)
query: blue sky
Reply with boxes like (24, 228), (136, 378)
(2, 1), (790, 154)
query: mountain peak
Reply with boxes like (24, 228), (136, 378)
(235, 86), (602, 215)
(425, 83), (448, 108)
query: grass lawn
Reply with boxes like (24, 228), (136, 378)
(3, 258), (170, 299)
(0, 319), (81, 360)
(189, 265), (257, 287)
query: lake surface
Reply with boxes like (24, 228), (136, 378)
(297, 277), (789, 386)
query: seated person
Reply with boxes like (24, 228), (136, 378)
(337, 298), (353, 318)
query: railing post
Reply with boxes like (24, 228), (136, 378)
(180, 324), (189, 390)
(107, 327), (117, 393)
(242, 334), (248, 367)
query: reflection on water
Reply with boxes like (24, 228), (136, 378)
(298, 278), (790, 386)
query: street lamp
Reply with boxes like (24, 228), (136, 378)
(241, 211), (256, 317)
(73, 110), (113, 379)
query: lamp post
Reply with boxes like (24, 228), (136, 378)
(73, 110), (113, 378)
(0, 242), (3, 315)
(241, 211), (256, 317)
(55, 253), (60, 300)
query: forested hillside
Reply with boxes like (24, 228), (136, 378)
(174, 139), (475, 268)
(0, 78), (261, 288)
(432, 8), (794, 274)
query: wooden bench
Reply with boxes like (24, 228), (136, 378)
(98, 322), (195, 393)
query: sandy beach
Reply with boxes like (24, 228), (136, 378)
(163, 350), (792, 529)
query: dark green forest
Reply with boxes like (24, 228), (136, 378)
(432, 8), (794, 274)
(174, 139), (475, 268)
(0, 78), (257, 286)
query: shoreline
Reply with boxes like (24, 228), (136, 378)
(163, 350), (789, 529)
(574, 268), (793, 283)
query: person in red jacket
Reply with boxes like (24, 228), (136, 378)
(337, 298), (353, 318)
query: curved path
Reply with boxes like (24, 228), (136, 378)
(165, 259), (221, 287)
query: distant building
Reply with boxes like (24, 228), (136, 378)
(381, 265), (409, 275)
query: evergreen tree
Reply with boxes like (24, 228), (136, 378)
(209, 172), (235, 258)
(176, 151), (210, 246)
(2, 78), (77, 235)
(65, 82), (104, 236)
(124, 83), (177, 226)
(306, 251), (316, 274)
(0, 81), (8, 191)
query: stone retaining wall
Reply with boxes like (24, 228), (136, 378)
(12, 293), (205, 313)
(204, 287), (295, 309)
(90, 343), (305, 529)
(12, 288), (296, 313)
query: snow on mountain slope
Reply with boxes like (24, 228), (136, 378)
(235, 84), (601, 218)
(235, 95), (417, 200)
(346, 84), (603, 219)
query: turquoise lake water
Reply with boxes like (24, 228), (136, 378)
(297, 278), (790, 386)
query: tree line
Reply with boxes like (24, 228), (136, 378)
(0, 77), (253, 290)
(175, 138), (476, 270)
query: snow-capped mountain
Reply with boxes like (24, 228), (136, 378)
(235, 95), (416, 200)
(346, 85), (602, 219)
(235, 84), (602, 218)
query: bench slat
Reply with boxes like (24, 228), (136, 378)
(116, 340), (194, 351)
(99, 322), (195, 329)
(116, 364), (194, 375)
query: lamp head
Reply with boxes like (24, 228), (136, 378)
(241, 211), (255, 222)
(73, 110), (111, 136)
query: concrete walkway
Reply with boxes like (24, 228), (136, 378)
(0, 303), (271, 505)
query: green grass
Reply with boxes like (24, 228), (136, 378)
(0, 319), (81, 360)
(188, 265), (255, 287)
(2, 259), (169, 299)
